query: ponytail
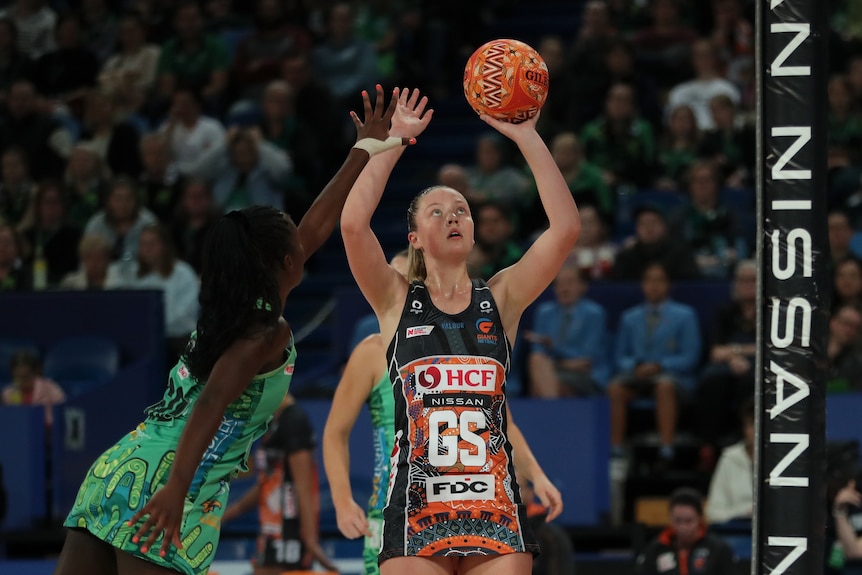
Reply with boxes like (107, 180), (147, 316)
(407, 245), (427, 282)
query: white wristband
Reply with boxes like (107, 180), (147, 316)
(353, 137), (408, 157)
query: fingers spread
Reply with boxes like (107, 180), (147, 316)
(414, 95), (429, 116)
(407, 88), (420, 109)
(373, 84), (384, 119)
(361, 90), (372, 121)
(349, 110), (362, 129)
(383, 88), (399, 122)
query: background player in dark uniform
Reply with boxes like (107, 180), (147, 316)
(223, 393), (337, 575)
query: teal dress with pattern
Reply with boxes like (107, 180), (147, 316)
(364, 372), (395, 575)
(64, 336), (297, 575)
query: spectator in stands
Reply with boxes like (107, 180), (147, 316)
(526, 265), (608, 398)
(280, 50), (343, 172)
(706, 398), (754, 524)
(534, 35), (575, 141)
(161, 87), (225, 176)
(80, 0), (118, 65)
(567, 204), (617, 280)
(466, 132), (530, 211)
(0, 17), (34, 103)
(697, 94), (755, 188)
(551, 131), (612, 217)
(232, 0), (311, 106)
(84, 177), (157, 262)
(138, 133), (184, 222)
(0, 147), (37, 230)
(580, 82), (657, 189)
(203, 0), (248, 34)
(829, 211), (857, 273)
(60, 233), (112, 289)
(666, 39), (740, 130)
(468, 202), (523, 280)
(437, 163), (472, 197)
(108, 224), (199, 359)
(171, 179), (216, 275)
(636, 488), (734, 574)
(1, 350), (65, 425)
(827, 305), (862, 393)
(156, 0), (230, 115)
(848, 54), (862, 104)
(64, 143), (109, 228)
(0, 222), (31, 290)
(311, 2), (380, 114)
(828, 74), (862, 167)
(696, 259), (756, 463)
(0, 0), (56, 60)
(831, 476), (862, 570)
(668, 160), (746, 278)
(21, 180), (81, 286)
(354, 0), (399, 79)
(609, 262), (701, 468)
(190, 126), (291, 212)
(655, 105), (701, 190)
(31, 13), (99, 107)
(592, 39), (662, 130)
(98, 12), (160, 117)
(80, 89), (142, 178)
(709, 0), (753, 74)
(613, 205), (701, 281)
(257, 80), (319, 213)
(833, 256), (862, 313)
(568, 0), (618, 122)
(0, 80), (71, 179)
(223, 393), (337, 574)
(630, 0), (698, 90)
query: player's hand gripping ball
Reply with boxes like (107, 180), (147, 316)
(463, 38), (549, 124)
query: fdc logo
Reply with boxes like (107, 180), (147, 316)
(426, 474), (495, 502)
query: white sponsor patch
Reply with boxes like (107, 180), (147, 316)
(414, 363), (496, 393)
(426, 474), (495, 503)
(178, 365), (190, 379)
(406, 325), (435, 338)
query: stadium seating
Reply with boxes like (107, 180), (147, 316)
(0, 338), (40, 383)
(42, 336), (121, 396)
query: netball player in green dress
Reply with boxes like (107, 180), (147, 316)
(53, 86), (415, 575)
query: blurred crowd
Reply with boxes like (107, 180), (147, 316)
(2, 0), (862, 553)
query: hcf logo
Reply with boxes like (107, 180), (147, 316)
(414, 363), (496, 392)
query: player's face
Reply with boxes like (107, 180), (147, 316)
(410, 188), (474, 260)
(670, 504), (701, 548)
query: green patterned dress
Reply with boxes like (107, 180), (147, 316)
(364, 372), (394, 575)
(64, 337), (297, 575)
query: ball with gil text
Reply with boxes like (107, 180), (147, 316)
(463, 38), (549, 123)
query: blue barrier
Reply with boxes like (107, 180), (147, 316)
(0, 407), (48, 530)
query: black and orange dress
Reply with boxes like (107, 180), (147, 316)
(379, 279), (539, 561)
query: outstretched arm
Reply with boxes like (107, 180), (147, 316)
(487, 113), (580, 335)
(297, 85), (410, 263)
(341, 88), (433, 316)
(323, 335), (386, 539)
(507, 404), (563, 521)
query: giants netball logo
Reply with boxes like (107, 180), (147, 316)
(476, 318), (498, 345)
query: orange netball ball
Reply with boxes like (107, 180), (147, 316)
(463, 38), (549, 123)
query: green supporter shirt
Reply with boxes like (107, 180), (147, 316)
(580, 117), (656, 186)
(157, 35), (230, 89)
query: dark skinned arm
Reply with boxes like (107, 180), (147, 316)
(296, 85), (405, 261)
(288, 450), (338, 571)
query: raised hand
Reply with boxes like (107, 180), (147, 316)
(479, 110), (541, 144)
(391, 87), (433, 140)
(351, 85), (416, 156)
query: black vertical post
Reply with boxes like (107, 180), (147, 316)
(754, 0), (830, 573)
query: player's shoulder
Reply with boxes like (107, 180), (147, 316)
(356, 333), (384, 354)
